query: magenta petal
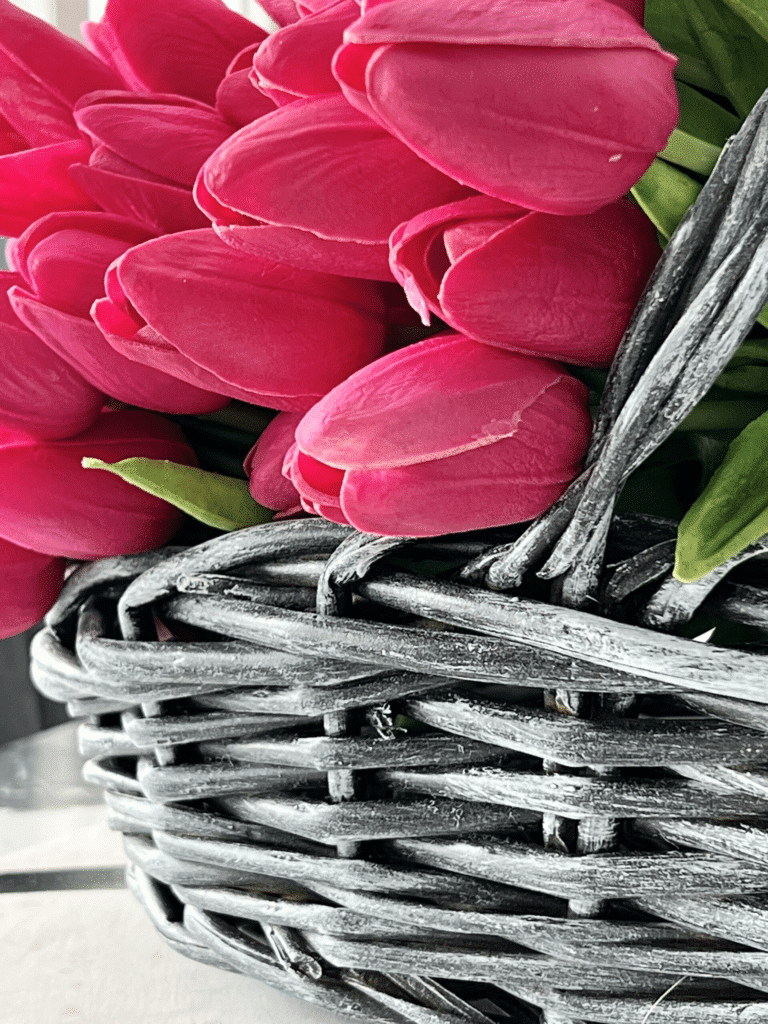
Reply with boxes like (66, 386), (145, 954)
(0, 410), (197, 559)
(0, 0), (120, 146)
(216, 223), (393, 280)
(75, 93), (233, 187)
(259, 0), (302, 25)
(83, 0), (267, 105)
(0, 538), (65, 639)
(69, 163), (209, 234)
(0, 141), (98, 237)
(112, 229), (388, 402)
(216, 52), (278, 127)
(253, 0), (358, 100)
(340, 439), (578, 537)
(0, 272), (104, 439)
(245, 411), (304, 511)
(10, 289), (227, 415)
(297, 333), (585, 469)
(439, 200), (660, 366)
(204, 94), (473, 243)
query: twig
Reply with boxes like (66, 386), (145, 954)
(640, 975), (689, 1024)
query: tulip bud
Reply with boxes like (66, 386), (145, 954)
(335, 0), (678, 215)
(8, 212), (228, 415)
(0, 538), (65, 640)
(92, 228), (389, 412)
(0, 410), (197, 560)
(287, 333), (592, 536)
(390, 196), (661, 367)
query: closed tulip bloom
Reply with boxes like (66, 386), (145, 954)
(0, 270), (104, 439)
(82, 0), (267, 105)
(0, 0), (120, 235)
(252, 0), (360, 104)
(201, 94), (473, 279)
(390, 196), (660, 367)
(8, 212), (228, 414)
(0, 410), (197, 560)
(287, 333), (592, 536)
(245, 411), (303, 513)
(92, 228), (388, 411)
(0, 538), (65, 640)
(334, 0), (678, 215)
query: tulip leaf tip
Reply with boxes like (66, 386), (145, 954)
(81, 456), (273, 532)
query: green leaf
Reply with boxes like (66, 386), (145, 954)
(658, 82), (741, 175)
(82, 457), (273, 532)
(645, 0), (727, 93)
(720, 0), (768, 43)
(681, 0), (768, 117)
(659, 127), (722, 174)
(675, 408), (768, 580)
(631, 158), (703, 242)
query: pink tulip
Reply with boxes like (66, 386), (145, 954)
(245, 411), (303, 513)
(259, 0), (302, 24)
(287, 333), (592, 536)
(0, 410), (197, 560)
(92, 228), (388, 411)
(0, 538), (65, 640)
(390, 196), (660, 367)
(82, 0), (267, 105)
(252, 0), (359, 103)
(201, 93), (473, 279)
(0, 270), (104, 440)
(0, 0), (121, 235)
(334, 0), (678, 214)
(216, 45), (279, 128)
(8, 212), (228, 414)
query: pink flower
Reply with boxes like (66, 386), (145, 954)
(92, 228), (388, 411)
(200, 93), (473, 279)
(390, 196), (660, 367)
(245, 411), (303, 513)
(0, 0), (121, 235)
(82, 0), (267, 105)
(334, 0), (678, 214)
(0, 410), (197, 560)
(286, 333), (592, 536)
(252, 0), (360, 104)
(67, 91), (235, 235)
(0, 270), (103, 440)
(0, 538), (65, 640)
(8, 212), (228, 414)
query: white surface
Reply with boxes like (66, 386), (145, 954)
(0, 803), (124, 869)
(0, 887), (350, 1024)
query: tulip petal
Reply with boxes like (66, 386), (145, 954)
(216, 223), (393, 280)
(0, 538), (65, 639)
(253, 0), (358, 100)
(0, 271), (104, 439)
(297, 333), (584, 469)
(111, 229), (388, 403)
(217, 45), (278, 127)
(0, 410), (197, 559)
(203, 94), (473, 243)
(69, 162), (209, 234)
(245, 411), (304, 511)
(259, 0), (302, 25)
(0, 140), (98, 237)
(9, 288), (227, 415)
(0, 0), (120, 146)
(75, 92), (233, 187)
(83, 0), (267, 104)
(340, 437), (580, 537)
(439, 200), (660, 366)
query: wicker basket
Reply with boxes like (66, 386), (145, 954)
(30, 93), (768, 1024)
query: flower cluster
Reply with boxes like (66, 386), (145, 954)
(0, 0), (678, 637)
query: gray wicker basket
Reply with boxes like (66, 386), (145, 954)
(30, 92), (768, 1024)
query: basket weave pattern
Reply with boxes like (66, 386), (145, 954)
(30, 88), (768, 1024)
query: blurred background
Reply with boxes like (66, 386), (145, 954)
(0, 0), (271, 743)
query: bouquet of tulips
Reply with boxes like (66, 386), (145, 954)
(0, 0), (766, 641)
